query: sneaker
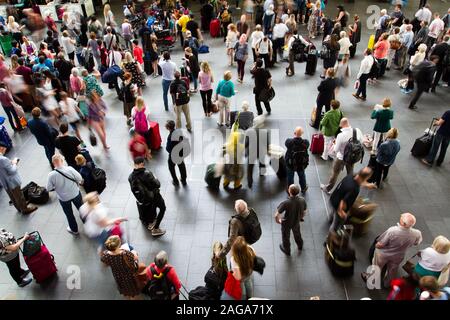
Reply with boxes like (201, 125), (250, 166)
(352, 93), (361, 100)
(301, 185), (309, 194)
(321, 155), (328, 161)
(408, 105), (418, 110)
(320, 184), (331, 195)
(21, 270), (31, 279)
(181, 180), (187, 186)
(217, 122), (223, 127)
(172, 180), (180, 186)
(147, 221), (156, 231)
(279, 244), (291, 256)
(421, 159), (432, 166)
(18, 277), (33, 288)
(151, 228), (166, 237)
(66, 226), (79, 236)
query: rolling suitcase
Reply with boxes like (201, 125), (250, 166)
(325, 225), (356, 277)
(305, 49), (318, 75)
(210, 19), (220, 38)
(411, 118), (438, 157)
(310, 133), (324, 155)
(205, 164), (221, 189)
(148, 121), (162, 150)
(22, 231), (57, 283)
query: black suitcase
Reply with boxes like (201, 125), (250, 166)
(325, 225), (356, 277)
(411, 118), (438, 157)
(205, 164), (221, 190)
(305, 52), (318, 75)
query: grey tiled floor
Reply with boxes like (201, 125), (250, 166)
(1, 0), (449, 300)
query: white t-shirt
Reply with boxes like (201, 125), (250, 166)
(418, 248), (450, 272)
(338, 37), (353, 55)
(59, 98), (80, 123)
(80, 203), (108, 238)
(108, 51), (122, 67)
(334, 127), (363, 160)
(61, 36), (76, 54)
(428, 18), (445, 39)
(272, 23), (289, 40)
(251, 31), (264, 49)
(256, 38), (271, 54)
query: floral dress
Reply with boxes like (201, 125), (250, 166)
(101, 250), (140, 297)
(124, 61), (145, 88)
(83, 75), (104, 98)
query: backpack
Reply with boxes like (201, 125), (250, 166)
(130, 175), (154, 204)
(232, 208), (262, 245)
(134, 109), (148, 133)
(287, 139), (309, 170)
(320, 44), (331, 59)
(188, 286), (215, 300)
(176, 82), (190, 105)
(144, 266), (174, 300)
(91, 167), (106, 194)
(88, 23), (99, 34)
(291, 36), (305, 55)
(343, 128), (365, 165)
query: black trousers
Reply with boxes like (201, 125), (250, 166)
(369, 161), (391, 187)
(432, 64), (444, 90)
(356, 73), (369, 99)
(272, 38), (284, 63)
(200, 89), (213, 114)
(281, 223), (303, 253)
(254, 93), (271, 115)
(168, 158), (187, 183)
(349, 43), (357, 58)
(137, 194), (166, 229)
(313, 99), (331, 129)
(409, 86), (426, 108)
(247, 162), (266, 187)
(5, 254), (28, 285)
(258, 53), (270, 69)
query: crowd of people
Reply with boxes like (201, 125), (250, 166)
(0, 0), (449, 301)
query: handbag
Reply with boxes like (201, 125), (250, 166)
(402, 254), (418, 275)
(253, 256), (266, 275)
(223, 271), (242, 300)
(258, 87), (275, 103)
(22, 233), (42, 257)
(89, 128), (97, 146)
(438, 264), (450, 287)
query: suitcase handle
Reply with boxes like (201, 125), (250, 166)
(426, 117), (440, 136)
(18, 230), (45, 250)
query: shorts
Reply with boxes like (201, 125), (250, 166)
(68, 51), (75, 60)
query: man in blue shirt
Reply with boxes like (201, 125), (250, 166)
(422, 110), (450, 167)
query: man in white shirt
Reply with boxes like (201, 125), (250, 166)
(47, 153), (83, 235)
(320, 118), (363, 194)
(352, 49), (374, 101)
(427, 13), (445, 48)
(286, 30), (310, 76)
(272, 18), (289, 64)
(415, 4), (432, 24)
(361, 213), (422, 288)
(103, 27), (117, 50)
(159, 51), (177, 111)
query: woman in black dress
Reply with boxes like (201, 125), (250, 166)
(123, 52), (145, 95)
(321, 34), (340, 78)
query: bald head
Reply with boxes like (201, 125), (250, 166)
(294, 127), (304, 137)
(400, 213), (416, 228)
(340, 118), (349, 128)
(235, 200), (248, 215)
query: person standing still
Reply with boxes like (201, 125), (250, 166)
(159, 51), (177, 111)
(170, 71), (192, 132)
(275, 184), (307, 256)
(251, 59), (272, 115)
(285, 127), (310, 194)
(422, 110), (450, 167)
(165, 120), (188, 187)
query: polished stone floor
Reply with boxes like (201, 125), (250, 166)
(0, 0), (449, 300)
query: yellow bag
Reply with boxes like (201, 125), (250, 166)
(367, 35), (375, 50)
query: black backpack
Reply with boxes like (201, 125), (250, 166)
(144, 266), (174, 300)
(232, 208), (262, 245)
(176, 82), (190, 105)
(91, 167), (106, 194)
(22, 182), (49, 205)
(291, 36), (305, 55)
(287, 140), (309, 171)
(130, 175), (154, 204)
(188, 286), (215, 300)
(343, 128), (365, 165)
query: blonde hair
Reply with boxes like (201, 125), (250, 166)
(241, 101), (250, 111)
(201, 61), (211, 74)
(382, 98), (391, 108)
(83, 192), (100, 207)
(7, 16), (15, 26)
(386, 128), (398, 140)
(340, 31), (347, 38)
(125, 51), (133, 63)
(75, 154), (86, 166)
(418, 43), (428, 53)
(228, 24), (237, 32)
(105, 235), (121, 251)
(432, 236), (450, 254)
(255, 24), (262, 31)
(136, 96), (145, 110)
(103, 4), (111, 17)
(224, 70), (232, 81)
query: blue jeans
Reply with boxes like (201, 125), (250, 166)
(287, 167), (307, 191)
(162, 79), (172, 111)
(426, 133), (450, 165)
(59, 192), (83, 233)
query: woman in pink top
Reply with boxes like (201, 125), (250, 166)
(198, 61), (214, 117)
(69, 68), (85, 99)
(373, 33), (389, 80)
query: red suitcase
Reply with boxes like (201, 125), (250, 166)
(149, 121), (162, 150)
(210, 18), (220, 38)
(23, 232), (57, 283)
(310, 133), (324, 155)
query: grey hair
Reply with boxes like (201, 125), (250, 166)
(241, 101), (250, 111)
(155, 250), (168, 268)
(235, 199), (248, 215)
